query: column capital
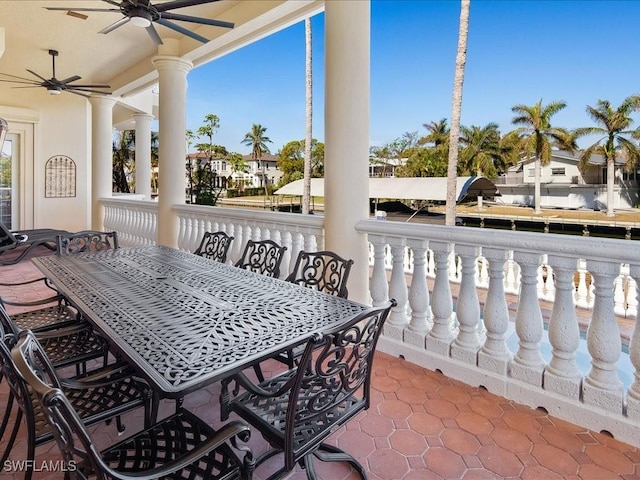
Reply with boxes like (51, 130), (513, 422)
(88, 95), (118, 109)
(151, 55), (193, 74)
(132, 113), (155, 122)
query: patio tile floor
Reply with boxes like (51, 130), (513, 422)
(1, 246), (640, 479)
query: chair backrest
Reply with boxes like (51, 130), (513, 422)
(194, 231), (234, 263)
(0, 221), (18, 252)
(234, 239), (287, 277)
(285, 250), (354, 298)
(12, 332), (108, 478)
(282, 300), (394, 467)
(57, 231), (119, 255)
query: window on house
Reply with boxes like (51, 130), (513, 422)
(222, 161), (227, 171)
(527, 168), (534, 177)
(551, 168), (566, 176)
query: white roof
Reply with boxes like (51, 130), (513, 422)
(274, 177), (498, 202)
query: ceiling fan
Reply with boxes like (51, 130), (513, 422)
(0, 50), (111, 97)
(46, 0), (235, 45)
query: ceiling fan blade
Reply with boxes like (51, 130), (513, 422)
(66, 89), (91, 98)
(67, 84), (111, 89)
(45, 7), (121, 12)
(0, 72), (41, 82)
(67, 87), (112, 95)
(9, 86), (42, 89)
(59, 75), (82, 85)
(101, 0), (124, 7)
(26, 69), (49, 82)
(99, 17), (131, 34)
(156, 18), (209, 43)
(155, 0), (220, 13)
(160, 12), (234, 29)
(0, 79), (40, 85)
(146, 24), (163, 45)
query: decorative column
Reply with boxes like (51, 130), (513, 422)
(324, 0), (370, 304)
(133, 113), (154, 200)
(89, 96), (117, 231)
(369, 235), (389, 308)
(583, 259), (623, 412)
(152, 47), (192, 248)
(451, 244), (482, 364)
(426, 241), (455, 355)
(405, 238), (430, 348)
(510, 251), (545, 385)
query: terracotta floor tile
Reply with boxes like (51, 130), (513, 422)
(455, 411), (494, 436)
(367, 449), (410, 479)
(584, 444), (636, 475)
(477, 444), (524, 478)
(540, 424), (588, 453)
(578, 463), (629, 479)
(502, 410), (543, 436)
(492, 426), (535, 453)
(407, 412), (444, 436)
(520, 465), (565, 479)
(441, 428), (481, 455)
(423, 446), (467, 478)
(531, 444), (580, 476)
(388, 429), (428, 456)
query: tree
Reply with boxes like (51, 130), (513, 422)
(277, 139), (324, 187)
(458, 122), (501, 177)
(197, 114), (220, 160)
(394, 147), (449, 178)
(112, 130), (135, 193)
(242, 123), (272, 194)
(445, 0), (470, 226)
(303, 17), (313, 214)
(574, 96), (640, 217)
(419, 119), (450, 148)
(510, 99), (575, 214)
(185, 129), (197, 202)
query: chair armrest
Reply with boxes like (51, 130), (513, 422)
(1, 294), (67, 308)
(31, 321), (95, 339)
(59, 362), (140, 390)
(0, 276), (62, 295)
(102, 420), (253, 480)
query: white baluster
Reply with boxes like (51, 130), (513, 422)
(628, 276), (638, 319)
(478, 248), (512, 374)
(451, 244), (482, 365)
(582, 260), (623, 413)
(510, 252), (545, 385)
(426, 242), (455, 355)
(369, 235), (389, 308)
(387, 238), (409, 337)
(544, 255), (581, 398)
(405, 239), (430, 348)
(626, 265), (640, 420)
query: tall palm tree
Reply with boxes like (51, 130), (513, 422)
(302, 17), (313, 214)
(459, 122), (501, 177)
(445, 0), (470, 226)
(574, 96), (640, 217)
(242, 123), (272, 194)
(510, 99), (575, 214)
(112, 130), (135, 193)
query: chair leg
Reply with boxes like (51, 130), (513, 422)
(309, 443), (367, 480)
(252, 364), (265, 382)
(0, 398), (19, 465)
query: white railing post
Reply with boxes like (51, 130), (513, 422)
(426, 241), (455, 355)
(626, 265), (640, 420)
(510, 252), (545, 385)
(405, 239), (430, 348)
(387, 237), (409, 336)
(369, 235), (389, 308)
(583, 260), (624, 413)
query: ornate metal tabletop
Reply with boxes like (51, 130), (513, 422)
(33, 246), (368, 397)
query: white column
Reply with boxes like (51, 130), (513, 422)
(133, 113), (154, 200)
(152, 53), (192, 248)
(89, 96), (117, 231)
(324, 0), (370, 304)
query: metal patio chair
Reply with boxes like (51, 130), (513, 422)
(234, 239), (287, 278)
(194, 231), (234, 263)
(220, 300), (395, 480)
(0, 220), (71, 266)
(57, 230), (119, 255)
(1, 328), (151, 480)
(13, 331), (255, 480)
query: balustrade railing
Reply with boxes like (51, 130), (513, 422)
(356, 218), (640, 447)
(101, 198), (640, 447)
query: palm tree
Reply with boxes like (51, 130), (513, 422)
(242, 123), (272, 195)
(112, 130), (135, 193)
(302, 17), (313, 214)
(420, 119), (450, 149)
(459, 122), (501, 177)
(445, 0), (470, 226)
(574, 96), (640, 217)
(510, 99), (575, 214)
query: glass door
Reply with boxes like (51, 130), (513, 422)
(0, 132), (18, 228)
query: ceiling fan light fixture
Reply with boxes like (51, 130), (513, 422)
(48, 87), (62, 95)
(130, 11), (152, 28)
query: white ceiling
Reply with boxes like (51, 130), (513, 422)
(0, 0), (323, 99)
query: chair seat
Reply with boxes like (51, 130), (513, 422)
(95, 409), (246, 479)
(231, 368), (365, 454)
(11, 305), (79, 332)
(36, 326), (109, 369)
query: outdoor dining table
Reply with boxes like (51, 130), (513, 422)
(32, 245), (369, 399)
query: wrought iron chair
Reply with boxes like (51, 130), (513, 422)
(268, 250), (355, 370)
(13, 331), (255, 480)
(234, 239), (287, 278)
(2, 329), (151, 480)
(194, 231), (234, 263)
(57, 230), (119, 255)
(285, 250), (354, 298)
(220, 300), (395, 480)
(0, 220), (71, 265)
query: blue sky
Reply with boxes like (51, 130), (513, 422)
(186, 0), (640, 155)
